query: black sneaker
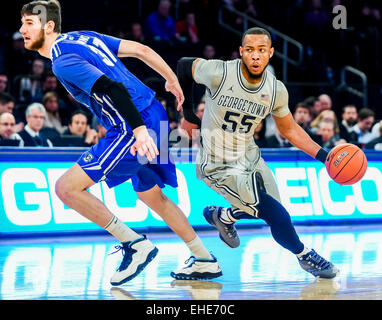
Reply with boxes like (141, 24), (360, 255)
(203, 206), (240, 248)
(298, 249), (339, 279)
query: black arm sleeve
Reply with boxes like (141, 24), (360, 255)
(176, 57), (201, 127)
(91, 75), (145, 130)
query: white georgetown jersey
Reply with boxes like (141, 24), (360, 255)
(194, 58), (290, 163)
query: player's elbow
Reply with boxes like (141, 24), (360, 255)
(134, 44), (152, 59)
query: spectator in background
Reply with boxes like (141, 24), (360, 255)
(202, 44), (216, 60)
(365, 121), (382, 150)
(17, 103), (53, 147)
(293, 102), (322, 144)
(0, 112), (21, 146)
(352, 108), (376, 146)
(316, 119), (344, 148)
(42, 91), (66, 134)
(16, 58), (45, 103)
(339, 104), (358, 143)
(32, 71), (60, 102)
(0, 74), (9, 93)
(0, 91), (25, 133)
(293, 102), (312, 130)
(176, 12), (199, 44)
(0, 92), (15, 114)
(144, 0), (176, 41)
(310, 110), (339, 136)
(303, 96), (321, 119)
(129, 22), (146, 44)
(62, 110), (98, 147)
(318, 93), (332, 112)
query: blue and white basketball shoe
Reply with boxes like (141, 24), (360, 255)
(110, 235), (158, 285)
(170, 255), (222, 280)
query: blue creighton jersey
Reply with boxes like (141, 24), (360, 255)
(50, 31), (156, 130)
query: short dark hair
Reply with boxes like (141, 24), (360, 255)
(242, 27), (272, 46)
(294, 102), (311, 115)
(70, 109), (89, 125)
(342, 104), (357, 113)
(0, 92), (15, 105)
(358, 108), (375, 121)
(303, 96), (319, 108)
(21, 0), (62, 33)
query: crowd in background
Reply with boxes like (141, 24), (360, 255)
(0, 0), (381, 150)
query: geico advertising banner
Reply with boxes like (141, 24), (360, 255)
(1, 160), (382, 235)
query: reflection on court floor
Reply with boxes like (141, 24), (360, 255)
(1, 225), (382, 300)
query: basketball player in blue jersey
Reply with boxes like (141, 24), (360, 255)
(19, 0), (222, 285)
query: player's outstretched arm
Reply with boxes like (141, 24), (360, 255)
(117, 40), (184, 108)
(273, 112), (328, 163)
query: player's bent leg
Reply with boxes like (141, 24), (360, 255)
(55, 163), (113, 227)
(136, 184), (197, 243)
(56, 164), (158, 285)
(255, 182), (339, 279)
(137, 185), (222, 280)
(201, 171), (260, 249)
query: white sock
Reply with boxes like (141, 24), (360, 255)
(104, 215), (141, 243)
(296, 246), (311, 258)
(218, 207), (237, 224)
(186, 235), (213, 260)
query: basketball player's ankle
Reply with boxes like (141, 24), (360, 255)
(296, 246), (311, 258)
(218, 207), (237, 225)
(104, 215), (141, 243)
(186, 235), (212, 260)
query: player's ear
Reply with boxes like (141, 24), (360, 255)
(44, 20), (56, 34)
(239, 46), (243, 57)
(269, 47), (274, 58)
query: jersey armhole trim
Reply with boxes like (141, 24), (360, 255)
(211, 61), (227, 100)
(270, 77), (277, 113)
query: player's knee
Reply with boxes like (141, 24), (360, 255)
(137, 187), (168, 207)
(55, 176), (72, 202)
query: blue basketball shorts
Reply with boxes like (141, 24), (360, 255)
(77, 99), (178, 192)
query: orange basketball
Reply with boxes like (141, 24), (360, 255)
(325, 143), (367, 185)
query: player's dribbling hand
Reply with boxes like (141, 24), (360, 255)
(180, 118), (199, 140)
(131, 126), (159, 161)
(165, 79), (184, 111)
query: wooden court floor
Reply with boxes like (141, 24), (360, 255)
(1, 224), (382, 300)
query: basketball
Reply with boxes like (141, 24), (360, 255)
(325, 143), (368, 185)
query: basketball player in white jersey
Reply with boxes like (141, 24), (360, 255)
(176, 27), (338, 279)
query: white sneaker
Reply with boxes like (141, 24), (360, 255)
(170, 255), (222, 280)
(110, 235), (158, 286)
